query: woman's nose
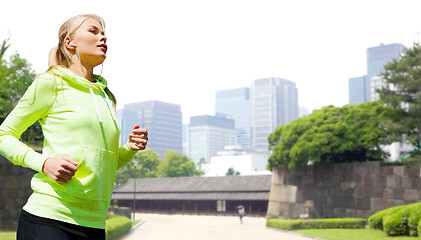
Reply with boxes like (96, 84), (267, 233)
(100, 34), (107, 43)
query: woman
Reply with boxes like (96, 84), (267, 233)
(0, 14), (148, 239)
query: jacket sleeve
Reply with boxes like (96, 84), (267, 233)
(0, 74), (56, 173)
(117, 141), (138, 169)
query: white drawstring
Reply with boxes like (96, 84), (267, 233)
(89, 87), (103, 123)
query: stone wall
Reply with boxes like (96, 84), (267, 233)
(0, 155), (35, 230)
(267, 161), (421, 220)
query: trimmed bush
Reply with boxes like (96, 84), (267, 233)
(407, 206), (421, 236)
(368, 203), (421, 237)
(417, 218), (421, 237)
(266, 218), (366, 230)
(105, 214), (132, 240)
(383, 209), (409, 236)
(368, 205), (402, 230)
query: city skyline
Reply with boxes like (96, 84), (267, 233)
(2, 1), (421, 123)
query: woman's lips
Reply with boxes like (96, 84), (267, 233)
(98, 44), (107, 53)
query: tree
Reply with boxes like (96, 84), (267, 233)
(157, 151), (204, 177)
(0, 39), (42, 146)
(377, 44), (421, 149)
(0, 38), (11, 60)
(114, 148), (161, 187)
(0, 42), (36, 122)
(225, 167), (240, 176)
(268, 101), (391, 170)
(133, 148), (160, 178)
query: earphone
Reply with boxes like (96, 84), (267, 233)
(68, 40), (104, 82)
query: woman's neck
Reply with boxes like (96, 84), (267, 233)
(68, 62), (94, 82)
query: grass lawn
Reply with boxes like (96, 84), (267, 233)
(294, 228), (417, 240)
(0, 231), (16, 240)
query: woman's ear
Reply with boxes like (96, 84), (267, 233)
(64, 36), (77, 50)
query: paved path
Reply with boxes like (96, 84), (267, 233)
(119, 213), (318, 240)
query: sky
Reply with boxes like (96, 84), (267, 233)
(2, 0), (421, 123)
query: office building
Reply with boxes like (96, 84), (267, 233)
(349, 43), (407, 104)
(187, 115), (236, 164)
(367, 43), (407, 101)
(215, 87), (252, 148)
(117, 109), (139, 146)
(124, 100), (182, 158)
(349, 76), (367, 104)
(251, 77), (299, 152)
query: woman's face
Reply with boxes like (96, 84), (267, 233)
(71, 18), (107, 67)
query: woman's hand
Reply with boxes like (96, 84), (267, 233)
(129, 124), (148, 151)
(42, 157), (79, 183)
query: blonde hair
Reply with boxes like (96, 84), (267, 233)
(46, 14), (116, 106)
(48, 14), (105, 68)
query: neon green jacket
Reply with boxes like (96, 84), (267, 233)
(0, 66), (137, 229)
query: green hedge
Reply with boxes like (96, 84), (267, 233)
(105, 214), (132, 240)
(368, 203), (421, 237)
(266, 218), (366, 230)
(409, 207), (421, 236)
(368, 205), (402, 230)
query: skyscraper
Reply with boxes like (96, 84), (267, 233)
(187, 115), (236, 164)
(349, 43), (407, 104)
(367, 43), (407, 102)
(251, 77), (299, 152)
(124, 100), (182, 158)
(117, 109), (139, 146)
(215, 87), (252, 148)
(349, 76), (367, 104)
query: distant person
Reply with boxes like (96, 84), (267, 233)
(0, 14), (148, 240)
(238, 206), (245, 224)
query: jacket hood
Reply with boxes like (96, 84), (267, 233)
(48, 66), (108, 91)
(47, 66), (116, 124)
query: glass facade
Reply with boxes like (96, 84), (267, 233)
(188, 115), (236, 164)
(124, 100), (182, 158)
(215, 88), (252, 148)
(349, 76), (367, 105)
(117, 109), (139, 146)
(349, 43), (407, 104)
(251, 77), (299, 152)
(366, 43), (407, 101)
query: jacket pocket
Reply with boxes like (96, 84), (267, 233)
(64, 145), (117, 203)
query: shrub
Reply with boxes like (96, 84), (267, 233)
(383, 209), (409, 236)
(266, 218), (366, 230)
(105, 214), (132, 240)
(368, 203), (421, 237)
(368, 205), (404, 230)
(408, 206), (421, 236)
(417, 218), (421, 237)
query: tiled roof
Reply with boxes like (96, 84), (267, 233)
(112, 175), (272, 201)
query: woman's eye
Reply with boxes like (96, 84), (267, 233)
(89, 29), (96, 34)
